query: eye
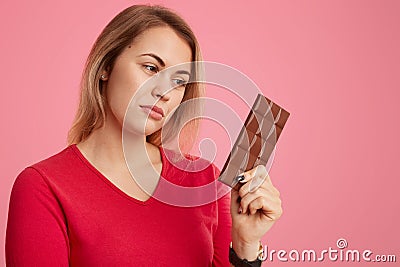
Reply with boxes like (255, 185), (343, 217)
(143, 64), (158, 73)
(172, 78), (188, 87)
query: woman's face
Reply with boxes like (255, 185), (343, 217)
(104, 26), (192, 136)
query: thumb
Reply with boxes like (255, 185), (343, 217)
(230, 183), (241, 214)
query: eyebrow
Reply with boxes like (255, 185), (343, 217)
(175, 70), (191, 77)
(139, 53), (191, 77)
(139, 53), (165, 67)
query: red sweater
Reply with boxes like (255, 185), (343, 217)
(6, 145), (232, 266)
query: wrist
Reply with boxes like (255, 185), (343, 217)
(231, 234), (260, 261)
(229, 241), (265, 267)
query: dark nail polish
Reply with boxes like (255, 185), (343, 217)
(235, 175), (245, 182)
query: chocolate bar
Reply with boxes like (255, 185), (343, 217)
(218, 94), (290, 187)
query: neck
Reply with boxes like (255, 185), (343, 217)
(76, 113), (160, 173)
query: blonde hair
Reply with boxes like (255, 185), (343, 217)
(67, 5), (204, 152)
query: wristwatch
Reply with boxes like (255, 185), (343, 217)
(229, 242), (265, 267)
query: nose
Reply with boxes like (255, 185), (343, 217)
(151, 74), (171, 101)
(152, 89), (170, 101)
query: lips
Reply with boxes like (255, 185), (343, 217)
(150, 105), (165, 117)
(140, 105), (164, 120)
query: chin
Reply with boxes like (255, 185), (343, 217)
(122, 122), (161, 137)
(144, 124), (163, 137)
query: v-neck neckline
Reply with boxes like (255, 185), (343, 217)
(71, 144), (166, 206)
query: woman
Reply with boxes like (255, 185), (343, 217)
(6, 5), (282, 266)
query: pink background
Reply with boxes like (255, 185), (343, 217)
(1, 0), (399, 266)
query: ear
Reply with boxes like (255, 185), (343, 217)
(100, 72), (109, 81)
(100, 66), (111, 81)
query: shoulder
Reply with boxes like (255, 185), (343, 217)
(12, 167), (47, 195)
(31, 145), (79, 173)
(13, 145), (79, 189)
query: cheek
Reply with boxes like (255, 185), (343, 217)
(171, 89), (186, 109)
(105, 66), (147, 123)
(105, 80), (144, 126)
(105, 84), (131, 124)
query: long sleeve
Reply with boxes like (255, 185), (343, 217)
(6, 145), (232, 266)
(6, 167), (70, 266)
(212, 189), (232, 267)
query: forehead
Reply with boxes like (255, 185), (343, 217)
(128, 26), (192, 67)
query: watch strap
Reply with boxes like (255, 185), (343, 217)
(229, 246), (262, 267)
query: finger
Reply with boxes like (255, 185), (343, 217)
(238, 180), (252, 198)
(238, 173), (274, 200)
(234, 180), (251, 213)
(230, 183), (241, 214)
(248, 174), (267, 192)
(247, 196), (283, 220)
(240, 186), (282, 215)
(266, 179), (281, 197)
(239, 187), (270, 214)
(234, 166), (273, 213)
(239, 177), (278, 200)
(249, 173), (276, 193)
(237, 165), (266, 183)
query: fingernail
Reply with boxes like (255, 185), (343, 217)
(235, 175), (245, 183)
(236, 196), (241, 203)
(238, 207), (242, 214)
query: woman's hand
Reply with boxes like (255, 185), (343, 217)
(230, 165), (283, 260)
